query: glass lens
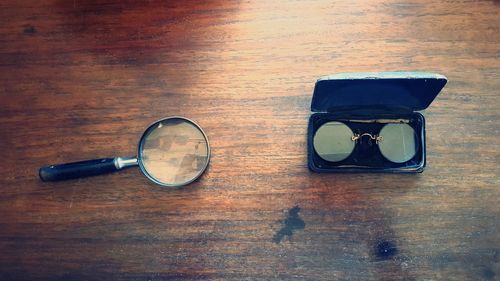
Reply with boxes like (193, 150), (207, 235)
(139, 117), (210, 186)
(378, 123), (417, 163)
(313, 121), (355, 162)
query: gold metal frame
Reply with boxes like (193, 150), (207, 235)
(351, 133), (384, 144)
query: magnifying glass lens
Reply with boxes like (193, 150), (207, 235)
(139, 118), (210, 186)
(313, 121), (355, 162)
(378, 123), (417, 163)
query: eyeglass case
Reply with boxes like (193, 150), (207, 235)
(308, 72), (447, 173)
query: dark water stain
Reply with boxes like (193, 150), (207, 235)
(23, 25), (36, 34)
(375, 240), (398, 260)
(483, 267), (496, 280)
(272, 206), (305, 244)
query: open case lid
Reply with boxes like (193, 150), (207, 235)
(311, 72), (447, 112)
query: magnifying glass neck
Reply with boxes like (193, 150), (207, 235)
(114, 157), (138, 170)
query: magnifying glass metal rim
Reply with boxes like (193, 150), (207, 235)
(136, 116), (211, 187)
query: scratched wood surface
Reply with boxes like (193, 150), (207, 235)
(0, 1), (499, 280)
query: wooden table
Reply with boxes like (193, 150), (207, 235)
(1, 1), (498, 280)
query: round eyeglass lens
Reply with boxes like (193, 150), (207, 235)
(313, 121), (355, 162)
(378, 123), (417, 163)
(139, 118), (210, 186)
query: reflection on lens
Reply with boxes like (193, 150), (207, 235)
(378, 123), (417, 163)
(313, 121), (355, 162)
(139, 118), (210, 186)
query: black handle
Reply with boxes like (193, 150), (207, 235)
(39, 158), (118, 182)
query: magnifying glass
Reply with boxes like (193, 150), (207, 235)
(39, 117), (210, 187)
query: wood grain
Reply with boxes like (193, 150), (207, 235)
(0, 0), (499, 280)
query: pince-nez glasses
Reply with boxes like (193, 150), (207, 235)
(313, 121), (417, 163)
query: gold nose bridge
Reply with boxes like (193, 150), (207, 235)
(352, 133), (384, 144)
